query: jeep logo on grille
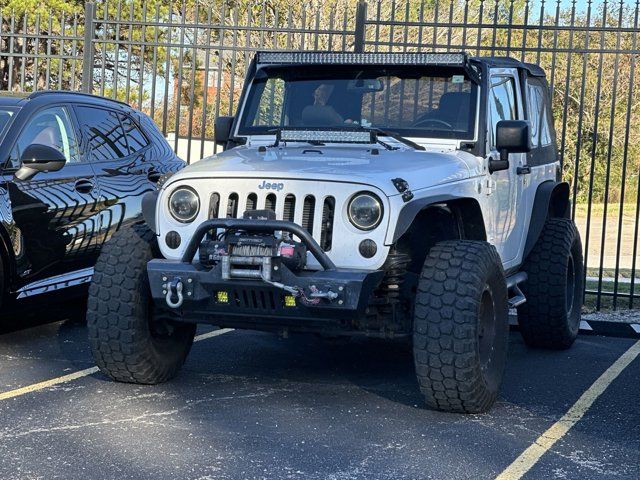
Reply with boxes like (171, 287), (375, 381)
(258, 180), (284, 192)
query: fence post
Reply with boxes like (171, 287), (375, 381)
(354, 0), (367, 52)
(82, 1), (96, 93)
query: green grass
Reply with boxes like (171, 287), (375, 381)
(573, 202), (638, 309)
(574, 202), (637, 219)
(585, 267), (635, 279)
(584, 277), (637, 312)
(568, 202), (639, 310)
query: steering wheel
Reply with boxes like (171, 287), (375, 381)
(412, 118), (454, 129)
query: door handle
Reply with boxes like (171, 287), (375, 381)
(74, 179), (95, 193)
(517, 166), (531, 175)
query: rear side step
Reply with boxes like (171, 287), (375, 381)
(506, 272), (527, 308)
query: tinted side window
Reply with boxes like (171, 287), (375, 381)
(76, 106), (128, 161)
(120, 114), (149, 154)
(8, 106), (81, 169)
(527, 81), (553, 147)
(489, 76), (517, 147)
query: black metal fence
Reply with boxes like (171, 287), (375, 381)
(0, 0), (639, 310)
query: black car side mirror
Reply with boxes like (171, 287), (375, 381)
(15, 144), (66, 181)
(490, 120), (531, 173)
(214, 116), (235, 149)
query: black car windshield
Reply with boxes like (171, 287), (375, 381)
(238, 65), (478, 140)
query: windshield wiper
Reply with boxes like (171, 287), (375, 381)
(364, 127), (426, 151)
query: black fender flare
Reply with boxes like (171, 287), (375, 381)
(141, 190), (159, 234)
(522, 180), (570, 260)
(392, 195), (487, 243)
(392, 194), (458, 243)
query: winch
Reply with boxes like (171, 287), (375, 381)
(198, 210), (308, 279)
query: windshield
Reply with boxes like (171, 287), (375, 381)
(238, 65), (478, 140)
(0, 108), (16, 138)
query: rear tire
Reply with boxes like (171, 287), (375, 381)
(517, 218), (583, 349)
(413, 241), (509, 413)
(87, 224), (196, 384)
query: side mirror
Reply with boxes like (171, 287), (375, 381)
(490, 120), (531, 173)
(15, 144), (66, 181)
(214, 116), (234, 149)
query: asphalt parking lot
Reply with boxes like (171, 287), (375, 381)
(0, 307), (639, 480)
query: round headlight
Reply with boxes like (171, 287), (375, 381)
(169, 187), (200, 223)
(348, 192), (383, 231)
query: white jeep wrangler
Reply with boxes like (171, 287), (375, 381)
(87, 52), (583, 413)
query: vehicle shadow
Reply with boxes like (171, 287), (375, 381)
(53, 302), (94, 368)
(0, 297), (87, 336)
(320, 336), (425, 408)
(189, 330), (426, 409)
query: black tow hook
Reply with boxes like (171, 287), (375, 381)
(165, 277), (184, 309)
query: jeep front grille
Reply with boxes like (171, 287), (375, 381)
(320, 197), (335, 251)
(264, 193), (275, 212)
(160, 178), (389, 268)
(283, 194), (295, 223)
(208, 192), (220, 219)
(209, 191), (335, 252)
(246, 193), (257, 211)
(227, 193), (239, 217)
(302, 195), (315, 234)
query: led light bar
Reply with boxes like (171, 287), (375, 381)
(278, 129), (375, 144)
(257, 51), (467, 66)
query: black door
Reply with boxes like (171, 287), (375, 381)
(5, 105), (101, 285)
(74, 106), (158, 246)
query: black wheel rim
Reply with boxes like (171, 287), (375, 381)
(566, 253), (575, 314)
(478, 286), (496, 374)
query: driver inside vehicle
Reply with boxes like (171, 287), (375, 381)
(301, 84), (345, 126)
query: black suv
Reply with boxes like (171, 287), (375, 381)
(0, 91), (184, 310)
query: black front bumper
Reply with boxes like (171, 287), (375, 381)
(147, 218), (384, 328)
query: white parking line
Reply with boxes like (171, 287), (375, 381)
(495, 339), (640, 480)
(0, 328), (234, 402)
(0, 367), (100, 401)
(194, 328), (234, 342)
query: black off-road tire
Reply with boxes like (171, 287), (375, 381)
(413, 241), (509, 414)
(87, 224), (196, 384)
(517, 218), (584, 350)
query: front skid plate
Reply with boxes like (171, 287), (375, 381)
(147, 259), (384, 323)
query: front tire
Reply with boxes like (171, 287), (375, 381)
(413, 241), (509, 413)
(87, 224), (196, 384)
(517, 218), (584, 349)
